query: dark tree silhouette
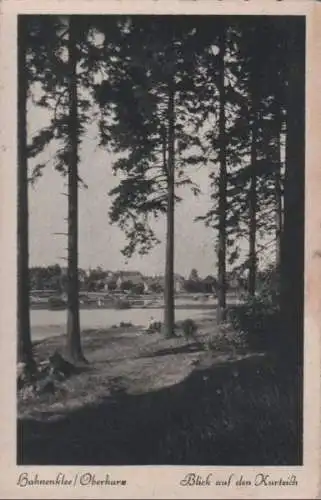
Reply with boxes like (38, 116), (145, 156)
(96, 17), (203, 338)
(163, 81), (176, 336)
(281, 17), (305, 365)
(217, 22), (228, 321)
(66, 17), (86, 363)
(17, 17), (34, 369)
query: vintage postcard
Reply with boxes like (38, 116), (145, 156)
(0, 0), (321, 498)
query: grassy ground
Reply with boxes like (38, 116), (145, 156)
(17, 318), (302, 466)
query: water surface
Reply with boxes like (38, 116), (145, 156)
(31, 306), (214, 342)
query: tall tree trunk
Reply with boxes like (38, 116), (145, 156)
(162, 126), (167, 169)
(281, 19), (305, 367)
(275, 126), (283, 270)
(248, 99), (258, 297)
(217, 23), (227, 323)
(163, 86), (175, 337)
(66, 18), (85, 363)
(17, 18), (34, 369)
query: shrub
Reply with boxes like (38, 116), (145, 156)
(206, 322), (247, 352)
(181, 318), (198, 339)
(132, 283), (144, 295)
(114, 299), (131, 310)
(149, 282), (163, 294)
(183, 280), (204, 293)
(119, 321), (133, 328)
(48, 296), (66, 310)
(48, 351), (76, 379)
(228, 267), (281, 352)
(256, 265), (281, 304)
(17, 362), (38, 391)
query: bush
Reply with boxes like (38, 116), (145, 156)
(180, 318), (198, 339)
(206, 323), (247, 353)
(114, 299), (131, 310)
(149, 282), (163, 294)
(48, 296), (66, 310)
(132, 283), (144, 295)
(228, 267), (281, 352)
(48, 351), (77, 379)
(119, 321), (133, 328)
(256, 265), (281, 303)
(183, 280), (204, 293)
(17, 362), (38, 391)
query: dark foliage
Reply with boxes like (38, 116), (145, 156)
(48, 296), (66, 310)
(18, 355), (301, 465)
(228, 266), (281, 352)
(114, 299), (131, 310)
(180, 318), (198, 339)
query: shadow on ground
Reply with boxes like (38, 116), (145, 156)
(139, 341), (206, 358)
(17, 354), (302, 466)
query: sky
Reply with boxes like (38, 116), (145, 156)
(28, 105), (219, 279)
(26, 18), (282, 279)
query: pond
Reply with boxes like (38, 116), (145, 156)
(30, 306), (215, 342)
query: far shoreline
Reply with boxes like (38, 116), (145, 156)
(30, 302), (220, 311)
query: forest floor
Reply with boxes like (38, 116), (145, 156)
(17, 318), (302, 465)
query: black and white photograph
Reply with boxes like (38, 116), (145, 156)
(14, 11), (307, 470)
(1, 0), (321, 495)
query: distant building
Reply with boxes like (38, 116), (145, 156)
(104, 275), (118, 292)
(173, 274), (185, 293)
(203, 275), (217, 293)
(144, 274), (185, 293)
(95, 270), (186, 294)
(115, 271), (144, 290)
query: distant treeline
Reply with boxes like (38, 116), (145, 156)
(29, 264), (264, 295)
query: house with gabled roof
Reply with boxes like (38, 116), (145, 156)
(115, 271), (144, 290)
